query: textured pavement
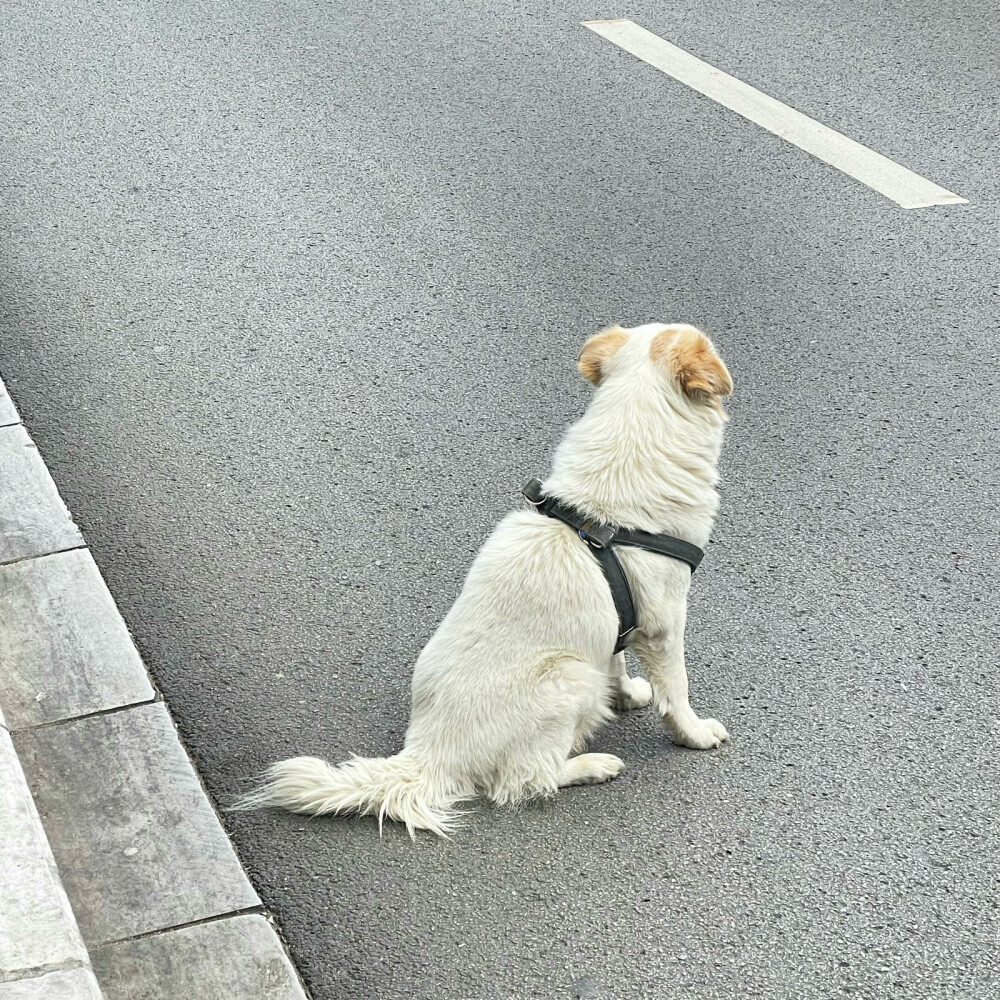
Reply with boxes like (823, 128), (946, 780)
(2, 1), (998, 998)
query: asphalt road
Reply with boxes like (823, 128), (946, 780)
(3, 1), (999, 997)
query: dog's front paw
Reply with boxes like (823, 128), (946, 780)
(670, 717), (729, 750)
(615, 676), (653, 711)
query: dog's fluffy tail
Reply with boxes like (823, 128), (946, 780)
(232, 751), (462, 839)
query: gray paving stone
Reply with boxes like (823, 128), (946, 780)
(0, 549), (154, 730)
(0, 968), (104, 1000)
(0, 729), (90, 978)
(13, 702), (259, 946)
(0, 380), (18, 427)
(0, 425), (83, 565)
(91, 914), (306, 1000)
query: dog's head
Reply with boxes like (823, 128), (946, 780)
(577, 323), (732, 408)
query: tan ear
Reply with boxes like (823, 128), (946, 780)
(578, 326), (628, 385)
(651, 325), (732, 398)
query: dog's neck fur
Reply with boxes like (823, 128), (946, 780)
(543, 370), (725, 547)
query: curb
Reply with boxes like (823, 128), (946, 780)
(0, 375), (309, 1000)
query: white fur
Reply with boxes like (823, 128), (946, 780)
(235, 323), (730, 837)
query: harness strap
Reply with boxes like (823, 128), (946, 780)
(612, 527), (704, 570)
(521, 478), (704, 653)
(589, 544), (637, 653)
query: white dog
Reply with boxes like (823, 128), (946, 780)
(237, 323), (732, 837)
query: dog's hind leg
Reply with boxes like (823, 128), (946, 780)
(558, 753), (625, 787)
(487, 655), (617, 805)
(611, 652), (653, 711)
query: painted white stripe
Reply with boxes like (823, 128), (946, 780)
(582, 19), (968, 209)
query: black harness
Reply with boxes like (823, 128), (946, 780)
(522, 478), (705, 654)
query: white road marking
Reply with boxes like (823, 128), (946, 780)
(582, 18), (968, 209)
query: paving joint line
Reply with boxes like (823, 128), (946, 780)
(9, 697), (161, 736)
(92, 906), (268, 950)
(0, 543), (88, 570)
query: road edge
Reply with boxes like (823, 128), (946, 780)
(0, 373), (311, 1000)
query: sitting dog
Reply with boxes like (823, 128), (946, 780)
(237, 323), (732, 837)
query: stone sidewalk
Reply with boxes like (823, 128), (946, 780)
(0, 376), (308, 1000)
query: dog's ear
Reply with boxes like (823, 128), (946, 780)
(578, 326), (628, 385)
(651, 325), (732, 399)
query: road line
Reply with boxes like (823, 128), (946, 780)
(581, 19), (968, 209)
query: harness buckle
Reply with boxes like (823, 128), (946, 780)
(579, 522), (615, 549)
(521, 478), (545, 506)
(615, 625), (636, 653)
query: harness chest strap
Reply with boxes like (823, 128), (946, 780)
(521, 478), (705, 654)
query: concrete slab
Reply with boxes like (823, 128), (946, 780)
(0, 380), (18, 427)
(0, 549), (154, 730)
(13, 702), (259, 946)
(0, 425), (82, 565)
(0, 968), (104, 1000)
(0, 728), (90, 979)
(91, 914), (306, 1000)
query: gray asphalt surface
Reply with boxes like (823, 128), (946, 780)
(3, 1), (999, 997)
